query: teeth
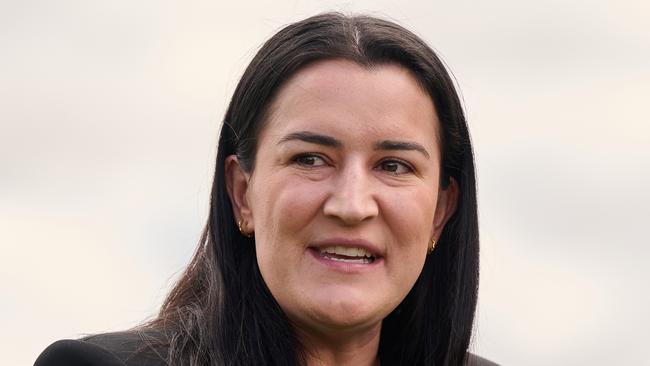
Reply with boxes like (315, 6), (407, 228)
(320, 245), (374, 258)
(325, 256), (373, 264)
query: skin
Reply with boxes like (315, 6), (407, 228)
(226, 59), (458, 366)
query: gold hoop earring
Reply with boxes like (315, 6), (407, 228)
(238, 220), (253, 238)
(428, 239), (436, 254)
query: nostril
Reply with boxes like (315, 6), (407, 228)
(322, 191), (379, 224)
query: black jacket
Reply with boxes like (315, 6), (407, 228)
(35, 331), (168, 366)
(35, 330), (498, 366)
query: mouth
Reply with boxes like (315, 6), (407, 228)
(317, 245), (377, 264)
(308, 239), (383, 266)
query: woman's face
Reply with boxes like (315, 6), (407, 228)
(227, 59), (457, 337)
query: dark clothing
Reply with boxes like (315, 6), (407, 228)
(35, 330), (498, 365)
(35, 331), (169, 366)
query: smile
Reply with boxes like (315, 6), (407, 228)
(318, 245), (376, 264)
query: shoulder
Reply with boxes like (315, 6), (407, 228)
(467, 353), (500, 366)
(34, 330), (169, 366)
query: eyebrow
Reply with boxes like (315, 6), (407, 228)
(278, 131), (430, 159)
(375, 140), (430, 159)
(278, 131), (342, 147)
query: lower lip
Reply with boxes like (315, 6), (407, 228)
(307, 248), (383, 273)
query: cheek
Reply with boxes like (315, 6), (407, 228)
(249, 174), (329, 279)
(253, 176), (328, 238)
(382, 187), (438, 243)
(379, 186), (437, 286)
(250, 175), (330, 308)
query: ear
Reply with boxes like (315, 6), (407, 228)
(432, 177), (459, 240)
(225, 155), (253, 230)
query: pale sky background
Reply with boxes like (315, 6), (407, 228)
(1, 1), (649, 365)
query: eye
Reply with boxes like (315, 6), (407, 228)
(292, 153), (328, 168)
(378, 159), (414, 175)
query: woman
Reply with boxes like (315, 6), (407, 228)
(35, 12), (495, 366)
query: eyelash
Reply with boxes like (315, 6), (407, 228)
(291, 153), (415, 175)
(292, 153), (329, 167)
(377, 159), (415, 175)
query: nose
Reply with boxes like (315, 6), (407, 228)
(323, 161), (379, 225)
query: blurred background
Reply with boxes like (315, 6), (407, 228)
(2, 0), (649, 365)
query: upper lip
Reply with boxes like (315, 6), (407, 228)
(309, 238), (384, 258)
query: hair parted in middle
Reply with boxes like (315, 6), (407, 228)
(148, 12), (479, 366)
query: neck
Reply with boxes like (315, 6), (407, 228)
(298, 323), (381, 366)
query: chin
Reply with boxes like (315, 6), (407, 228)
(304, 290), (389, 331)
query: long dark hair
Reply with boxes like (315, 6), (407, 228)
(146, 12), (479, 366)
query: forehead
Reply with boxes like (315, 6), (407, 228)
(261, 59), (440, 148)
